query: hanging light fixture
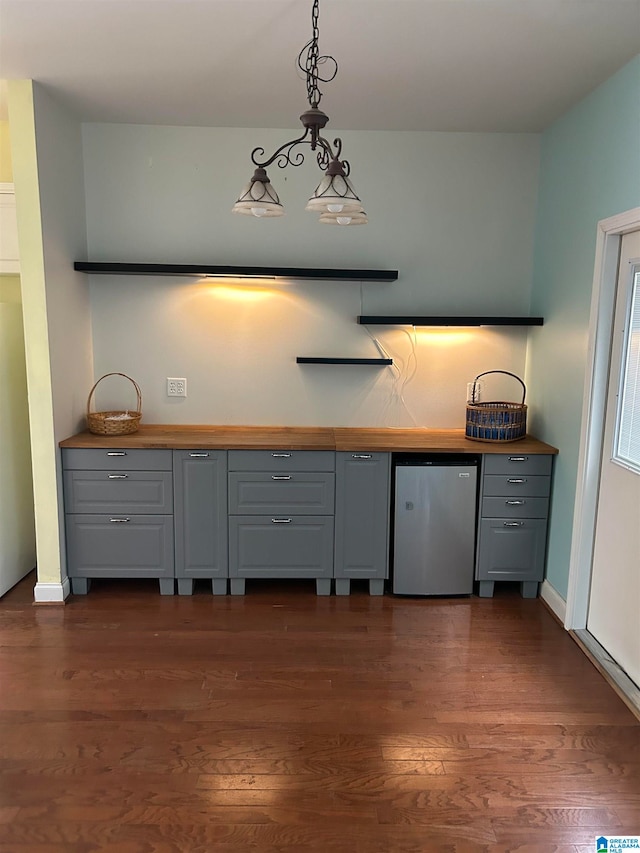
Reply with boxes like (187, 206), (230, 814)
(232, 0), (366, 225)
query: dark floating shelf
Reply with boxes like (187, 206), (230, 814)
(296, 357), (393, 366)
(74, 262), (398, 283)
(358, 315), (544, 326)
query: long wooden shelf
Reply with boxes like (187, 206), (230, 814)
(358, 315), (544, 326)
(296, 357), (393, 365)
(74, 262), (399, 282)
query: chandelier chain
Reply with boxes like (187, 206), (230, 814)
(297, 0), (338, 109)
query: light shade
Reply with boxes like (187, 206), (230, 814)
(232, 168), (285, 218)
(306, 158), (363, 214)
(319, 210), (368, 226)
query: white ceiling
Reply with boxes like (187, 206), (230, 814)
(0, 0), (639, 132)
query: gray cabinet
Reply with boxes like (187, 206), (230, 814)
(62, 448), (175, 595)
(334, 452), (391, 595)
(228, 450), (334, 472)
(229, 515), (334, 586)
(476, 453), (553, 598)
(65, 515), (174, 590)
(227, 450), (335, 595)
(61, 441), (555, 600)
(173, 450), (228, 595)
(63, 470), (173, 515)
(229, 472), (334, 515)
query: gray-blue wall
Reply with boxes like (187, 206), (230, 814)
(527, 54), (640, 599)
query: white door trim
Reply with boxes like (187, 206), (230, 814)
(565, 207), (640, 630)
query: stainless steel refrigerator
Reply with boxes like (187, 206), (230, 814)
(392, 454), (479, 595)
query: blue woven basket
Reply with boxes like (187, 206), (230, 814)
(465, 370), (527, 442)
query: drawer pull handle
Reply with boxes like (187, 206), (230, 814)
(271, 453), (291, 458)
(109, 517), (131, 523)
(505, 500), (525, 505)
(271, 518), (292, 524)
(271, 475), (291, 480)
(108, 474), (128, 479)
(503, 521), (523, 527)
(508, 456), (528, 462)
(507, 478), (527, 484)
(352, 454), (372, 459)
(189, 452), (209, 458)
(106, 452), (126, 457)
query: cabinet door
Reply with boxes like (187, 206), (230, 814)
(476, 518), (547, 582)
(65, 515), (174, 578)
(174, 451), (228, 579)
(334, 452), (390, 580)
(229, 516), (334, 579)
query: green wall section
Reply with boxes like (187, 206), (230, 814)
(528, 55), (640, 599)
(0, 120), (13, 182)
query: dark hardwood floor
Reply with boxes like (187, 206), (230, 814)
(0, 572), (638, 852)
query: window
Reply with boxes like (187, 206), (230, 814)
(614, 263), (640, 473)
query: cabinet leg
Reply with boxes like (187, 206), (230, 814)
(177, 579), (193, 596)
(335, 579), (350, 596)
(71, 577), (91, 595)
(316, 579), (331, 596)
(520, 581), (539, 599)
(212, 578), (228, 596)
(230, 578), (246, 596)
(369, 579), (384, 596)
(159, 578), (175, 596)
(478, 580), (495, 598)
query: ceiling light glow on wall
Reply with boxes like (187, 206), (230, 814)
(232, 0), (365, 226)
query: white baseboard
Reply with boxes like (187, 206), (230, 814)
(572, 629), (640, 721)
(34, 578), (70, 603)
(540, 579), (566, 624)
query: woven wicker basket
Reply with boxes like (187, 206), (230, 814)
(86, 372), (142, 436)
(465, 370), (527, 443)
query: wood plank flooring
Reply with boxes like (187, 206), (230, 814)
(0, 573), (638, 852)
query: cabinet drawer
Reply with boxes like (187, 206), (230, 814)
(62, 448), (172, 471)
(476, 517), (547, 582)
(229, 515), (334, 578)
(228, 450), (335, 473)
(481, 496), (549, 519)
(65, 514), (174, 578)
(482, 475), (550, 498)
(229, 472), (334, 515)
(483, 454), (552, 476)
(64, 470), (173, 514)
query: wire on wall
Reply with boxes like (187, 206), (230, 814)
(359, 282), (419, 426)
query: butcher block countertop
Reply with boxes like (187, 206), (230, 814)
(60, 425), (558, 454)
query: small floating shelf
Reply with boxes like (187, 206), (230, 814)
(296, 357), (393, 366)
(74, 262), (399, 282)
(358, 315), (544, 326)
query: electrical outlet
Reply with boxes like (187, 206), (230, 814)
(467, 380), (482, 402)
(167, 377), (187, 397)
